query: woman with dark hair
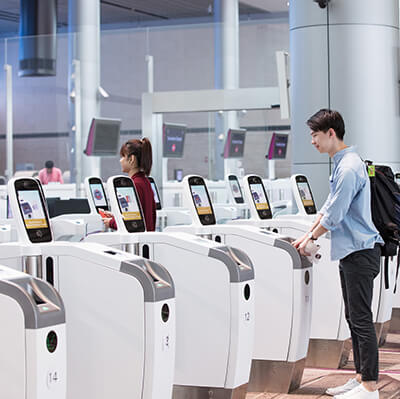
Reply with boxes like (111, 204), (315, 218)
(103, 137), (156, 231)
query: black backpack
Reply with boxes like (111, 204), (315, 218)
(366, 161), (400, 290)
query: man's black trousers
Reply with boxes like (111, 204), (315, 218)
(339, 244), (381, 381)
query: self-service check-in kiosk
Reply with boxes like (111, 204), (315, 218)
(0, 265), (66, 399)
(224, 175), (249, 220)
(165, 175), (313, 393)
(0, 177), (176, 399)
(227, 174), (351, 368)
(289, 174), (395, 346)
(83, 175), (255, 399)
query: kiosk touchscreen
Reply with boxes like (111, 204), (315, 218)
(113, 177), (145, 232)
(188, 176), (216, 225)
(294, 175), (317, 215)
(88, 177), (110, 213)
(247, 176), (272, 219)
(14, 179), (52, 243)
(148, 176), (162, 210)
(228, 175), (244, 204)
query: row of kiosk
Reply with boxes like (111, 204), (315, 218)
(0, 169), (397, 399)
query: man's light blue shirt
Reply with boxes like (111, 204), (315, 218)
(320, 146), (383, 261)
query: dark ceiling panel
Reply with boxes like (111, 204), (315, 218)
(0, 0), (282, 36)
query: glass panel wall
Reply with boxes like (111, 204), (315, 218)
(0, 17), (290, 186)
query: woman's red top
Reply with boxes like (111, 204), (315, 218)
(109, 172), (156, 231)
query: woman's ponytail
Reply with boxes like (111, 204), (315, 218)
(140, 137), (153, 176)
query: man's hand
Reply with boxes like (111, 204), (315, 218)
(292, 234), (312, 256)
(292, 233), (308, 249)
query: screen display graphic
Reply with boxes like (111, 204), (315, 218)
(229, 179), (243, 199)
(116, 187), (142, 221)
(250, 184), (269, 210)
(191, 185), (212, 215)
(17, 190), (48, 229)
(297, 182), (314, 207)
(90, 184), (107, 207)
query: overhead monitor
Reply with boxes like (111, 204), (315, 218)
(223, 129), (246, 158)
(267, 133), (288, 160)
(163, 123), (186, 158)
(84, 117), (122, 156)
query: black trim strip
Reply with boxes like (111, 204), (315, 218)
(290, 22), (399, 31)
(0, 125), (291, 140)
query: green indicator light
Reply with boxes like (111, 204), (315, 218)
(42, 306), (49, 311)
(46, 331), (58, 353)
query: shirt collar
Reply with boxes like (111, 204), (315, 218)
(332, 146), (355, 165)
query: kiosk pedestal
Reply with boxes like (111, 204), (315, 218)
(165, 175), (313, 394)
(0, 265), (66, 399)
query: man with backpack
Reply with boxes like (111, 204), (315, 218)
(293, 109), (383, 399)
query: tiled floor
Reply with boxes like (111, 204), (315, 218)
(246, 333), (400, 398)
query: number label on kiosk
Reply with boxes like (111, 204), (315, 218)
(228, 175), (244, 204)
(148, 176), (162, 210)
(88, 177), (110, 213)
(295, 175), (317, 215)
(188, 176), (216, 225)
(113, 177), (145, 232)
(247, 176), (272, 219)
(14, 179), (52, 242)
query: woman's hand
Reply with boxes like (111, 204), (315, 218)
(99, 208), (113, 218)
(102, 217), (113, 229)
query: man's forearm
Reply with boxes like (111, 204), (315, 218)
(311, 223), (328, 240)
(309, 213), (323, 233)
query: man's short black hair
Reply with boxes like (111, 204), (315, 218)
(45, 160), (54, 169)
(307, 109), (345, 140)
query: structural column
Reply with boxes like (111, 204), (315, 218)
(68, 0), (101, 184)
(290, 0), (400, 207)
(214, 0), (240, 180)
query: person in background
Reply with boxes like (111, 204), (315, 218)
(38, 160), (63, 185)
(102, 138), (156, 231)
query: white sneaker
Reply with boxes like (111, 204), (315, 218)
(326, 378), (360, 396)
(333, 384), (379, 399)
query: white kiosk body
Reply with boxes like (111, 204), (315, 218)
(0, 265), (66, 399)
(1, 177), (176, 399)
(228, 174), (351, 368)
(288, 174), (394, 346)
(84, 175), (256, 399)
(165, 175), (313, 393)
